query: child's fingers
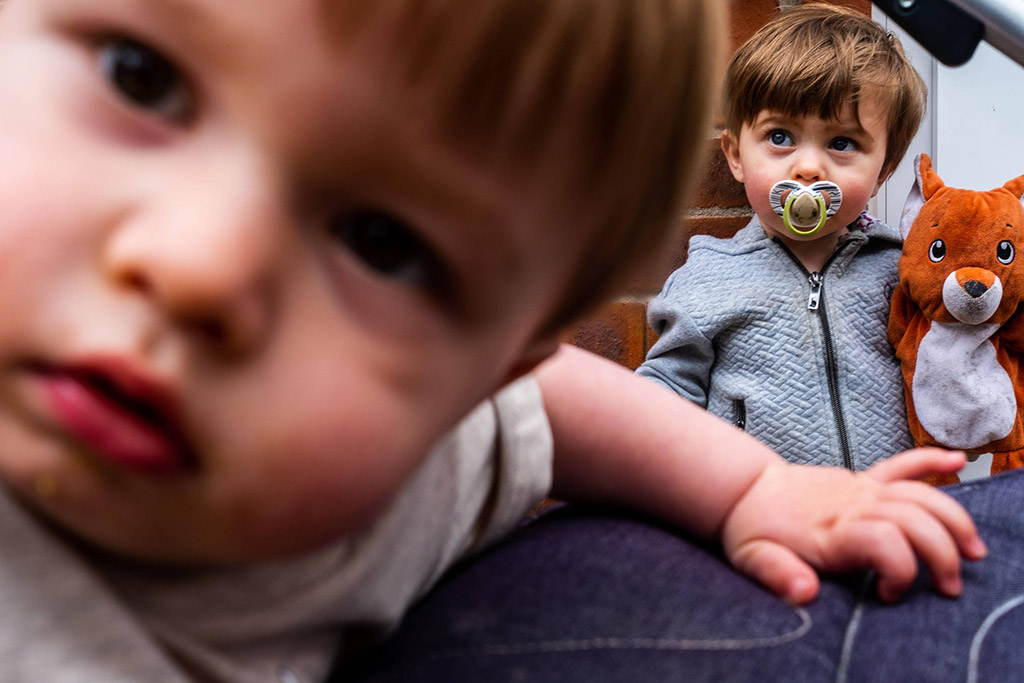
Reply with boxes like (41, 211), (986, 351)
(727, 539), (820, 605)
(823, 520), (918, 601)
(881, 480), (987, 560)
(864, 448), (966, 483)
(866, 500), (963, 597)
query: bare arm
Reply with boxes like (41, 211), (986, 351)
(541, 344), (773, 539)
(537, 344), (986, 603)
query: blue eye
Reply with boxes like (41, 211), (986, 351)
(768, 130), (793, 147)
(99, 39), (192, 123)
(830, 137), (857, 152)
(330, 211), (441, 288)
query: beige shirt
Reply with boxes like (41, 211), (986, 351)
(0, 377), (553, 683)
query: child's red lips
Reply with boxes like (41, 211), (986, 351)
(32, 357), (197, 474)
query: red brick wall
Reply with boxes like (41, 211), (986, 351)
(563, 0), (871, 369)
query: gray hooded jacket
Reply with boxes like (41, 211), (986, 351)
(637, 214), (913, 470)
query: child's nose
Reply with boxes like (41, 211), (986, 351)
(102, 174), (285, 354)
(791, 150), (824, 183)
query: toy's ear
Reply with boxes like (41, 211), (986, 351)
(918, 153), (946, 198)
(1002, 172), (1024, 207)
(899, 154), (927, 239)
(900, 153), (945, 240)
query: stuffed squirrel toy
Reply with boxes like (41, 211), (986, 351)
(888, 154), (1024, 485)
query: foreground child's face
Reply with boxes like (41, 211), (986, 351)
(722, 92), (890, 252)
(0, 0), (575, 562)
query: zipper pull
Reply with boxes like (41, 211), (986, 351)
(807, 272), (823, 310)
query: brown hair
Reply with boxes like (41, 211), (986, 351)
(326, 0), (726, 331)
(724, 3), (926, 180)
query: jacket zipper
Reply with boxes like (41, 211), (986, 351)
(733, 399), (746, 430)
(775, 238), (855, 470)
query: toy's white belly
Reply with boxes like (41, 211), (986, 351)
(912, 321), (1016, 449)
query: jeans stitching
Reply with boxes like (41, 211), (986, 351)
(967, 593), (1024, 683)
(418, 607), (813, 661)
(835, 574), (873, 683)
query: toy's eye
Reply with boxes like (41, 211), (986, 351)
(929, 239), (946, 262)
(998, 240), (1015, 265)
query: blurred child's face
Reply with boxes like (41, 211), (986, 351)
(0, 0), (579, 562)
(722, 92), (890, 250)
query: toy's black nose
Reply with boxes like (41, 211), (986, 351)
(964, 280), (988, 298)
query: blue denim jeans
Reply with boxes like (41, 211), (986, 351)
(340, 469), (1024, 682)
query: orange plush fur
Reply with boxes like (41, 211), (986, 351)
(889, 154), (1024, 484)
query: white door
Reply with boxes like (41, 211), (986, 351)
(873, 7), (1024, 205)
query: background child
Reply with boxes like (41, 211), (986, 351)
(638, 4), (926, 471)
(0, 1), (982, 682)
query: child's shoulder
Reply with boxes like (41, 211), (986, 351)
(684, 218), (772, 262)
(851, 212), (903, 245)
(660, 218), (777, 295)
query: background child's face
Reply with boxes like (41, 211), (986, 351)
(722, 92), (890, 246)
(0, 0), (578, 562)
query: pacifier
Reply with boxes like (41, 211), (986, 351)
(768, 180), (843, 237)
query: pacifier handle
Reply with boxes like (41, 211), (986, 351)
(769, 181), (843, 237)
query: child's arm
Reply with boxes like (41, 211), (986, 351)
(635, 271), (715, 407)
(540, 344), (986, 604)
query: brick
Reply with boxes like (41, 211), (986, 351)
(728, 0), (780, 50)
(691, 137), (748, 209)
(618, 237), (686, 296)
(618, 267), (673, 299)
(562, 300), (648, 369)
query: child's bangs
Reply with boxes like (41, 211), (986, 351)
(747, 68), (855, 126)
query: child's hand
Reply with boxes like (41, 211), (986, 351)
(720, 448), (987, 605)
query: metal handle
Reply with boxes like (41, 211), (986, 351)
(946, 0), (1024, 68)
(874, 0), (1024, 68)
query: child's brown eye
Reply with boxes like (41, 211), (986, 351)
(99, 39), (192, 123)
(998, 240), (1015, 265)
(330, 211), (441, 288)
(929, 239), (946, 262)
